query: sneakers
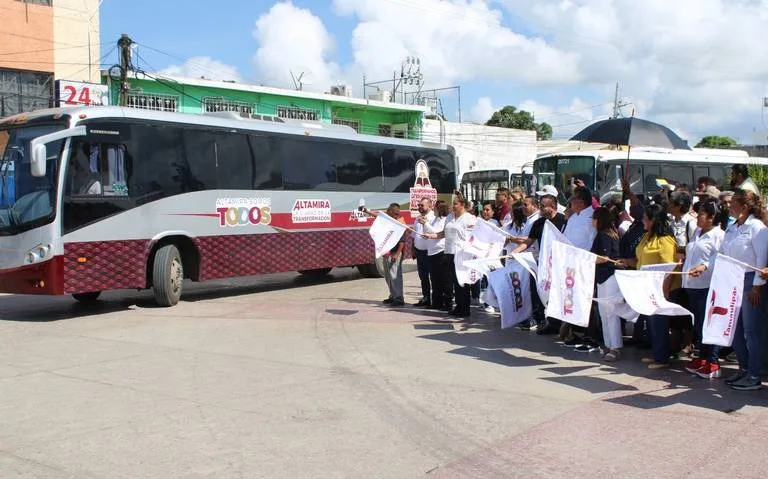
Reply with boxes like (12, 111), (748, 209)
(730, 375), (762, 391)
(484, 305), (496, 314)
(725, 370), (747, 385)
(575, 341), (600, 353)
(647, 361), (669, 370)
(685, 358), (706, 374)
(563, 337), (584, 348)
(694, 362), (722, 379)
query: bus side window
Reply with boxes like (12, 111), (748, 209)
(250, 135), (283, 190)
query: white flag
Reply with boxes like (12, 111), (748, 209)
(488, 261), (532, 329)
(455, 219), (508, 285)
(592, 275), (640, 322)
(368, 214), (407, 258)
(702, 255), (745, 347)
(509, 252), (538, 282)
(614, 270), (693, 318)
(546, 240), (596, 327)
(537, 220), (570, 305)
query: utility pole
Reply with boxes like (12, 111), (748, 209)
(117, 34), (133, 107)
(612, 82), (620, 118)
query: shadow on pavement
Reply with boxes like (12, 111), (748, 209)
(408, 306), (766, 413)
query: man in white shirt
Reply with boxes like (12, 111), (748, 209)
(413, 198), (435, 307)
(731, 164), (760, 196)
(563, 186), (597, 251)
(667, 190), (697, 254)
(535, 184), (567, 214)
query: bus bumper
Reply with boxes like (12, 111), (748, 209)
(0, 256), (65, 295)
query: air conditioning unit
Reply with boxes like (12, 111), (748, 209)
(368, 90), (391, 103)
(330, 85), (352, 97)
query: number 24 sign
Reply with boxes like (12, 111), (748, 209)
(56, 80), (110, 107)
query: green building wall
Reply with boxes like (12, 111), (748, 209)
(105, 76), (424, 140)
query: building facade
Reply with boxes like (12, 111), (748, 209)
(422, 119), (537, 179)
(0, 0), (101, 117)
(102, 73), (430, 140)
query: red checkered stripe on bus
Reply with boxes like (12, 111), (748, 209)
(64, 240), (151, 293)
(195, 229), (376, 281)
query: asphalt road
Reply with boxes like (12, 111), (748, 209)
(0, 264), (766, 478)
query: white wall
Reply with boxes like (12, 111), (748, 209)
(422, 119), (536, 178)
(54, 0), (101, 83)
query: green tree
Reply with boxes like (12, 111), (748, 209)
(695, 135), (737, 148)
(485, 105), (552, 140)
(536, 122), (553, 141)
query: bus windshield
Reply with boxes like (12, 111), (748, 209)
(0, 124), (65, 236)
(533, 155), (596, 201)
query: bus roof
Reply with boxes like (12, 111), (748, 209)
(1, 106), (454, 153)
(536, 147), (768, 165)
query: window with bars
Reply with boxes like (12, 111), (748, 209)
(332, 118), (360, 133)
(276, 105), (320, 121)
(202, 97), (254, 114)
(0, 68), (53, 117)
(126, 93), (178, 112)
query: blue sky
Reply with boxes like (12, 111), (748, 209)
(99, 0), (768, 144)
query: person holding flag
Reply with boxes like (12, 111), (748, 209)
(690, 190), (768, 390)
(363, 203), (408, 307)
(682, 199), (726, 379)
(423, 194), (477, 318)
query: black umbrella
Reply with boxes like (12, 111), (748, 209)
(570, 117), (690, 177)
(570, 117), (690, 150)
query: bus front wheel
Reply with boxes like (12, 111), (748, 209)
(152, 244), (183, 307)
(72, 291), (101, 303)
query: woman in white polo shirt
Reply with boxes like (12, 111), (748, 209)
(682, 199), (726, 379)
(423, 195), (476, 318)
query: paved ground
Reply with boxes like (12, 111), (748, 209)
(0, 263), (766, 478)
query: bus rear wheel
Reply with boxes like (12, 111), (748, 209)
(72, 291), (101, 303)
(298, 267), (332, 278)
(152, 244), (183, 307)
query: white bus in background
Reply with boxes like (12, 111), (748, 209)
(533, 147), (768, 204)
(460, 164), (536, 210)
(0, 107), (457, 306)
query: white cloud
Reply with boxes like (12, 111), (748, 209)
(157, 57), (242, 82)
(469, 97), (497, 123)
(498, 0), (768, 141)
(252, 2), (342, 92)
(333, 0), (581, 89)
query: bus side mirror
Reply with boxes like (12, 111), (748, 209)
(31, 144), (47, 177)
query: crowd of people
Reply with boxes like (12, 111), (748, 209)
(374, 163), (767, 392)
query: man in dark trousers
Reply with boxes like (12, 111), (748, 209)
(412, 198), (435, 306)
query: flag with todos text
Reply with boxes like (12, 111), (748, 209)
(537, 220), (570, 305)
(545, 240), (596, 327)
(702, 254), (745, 347)
(614, 270), (694, 318)
(455, 219), (508, 285)
(368, 213), (407, 258)
(488, 260), (532, 329)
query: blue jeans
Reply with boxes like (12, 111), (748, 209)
(732, 273), (766, 378)
(647, 314), (670, 363)
(686, 288), (720, 363)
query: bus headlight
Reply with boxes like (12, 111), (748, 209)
(25, 244), (52, 264)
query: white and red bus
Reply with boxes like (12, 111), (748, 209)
(0, 106), (457, 306)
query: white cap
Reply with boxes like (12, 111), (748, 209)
(536, 184), (558, 197)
